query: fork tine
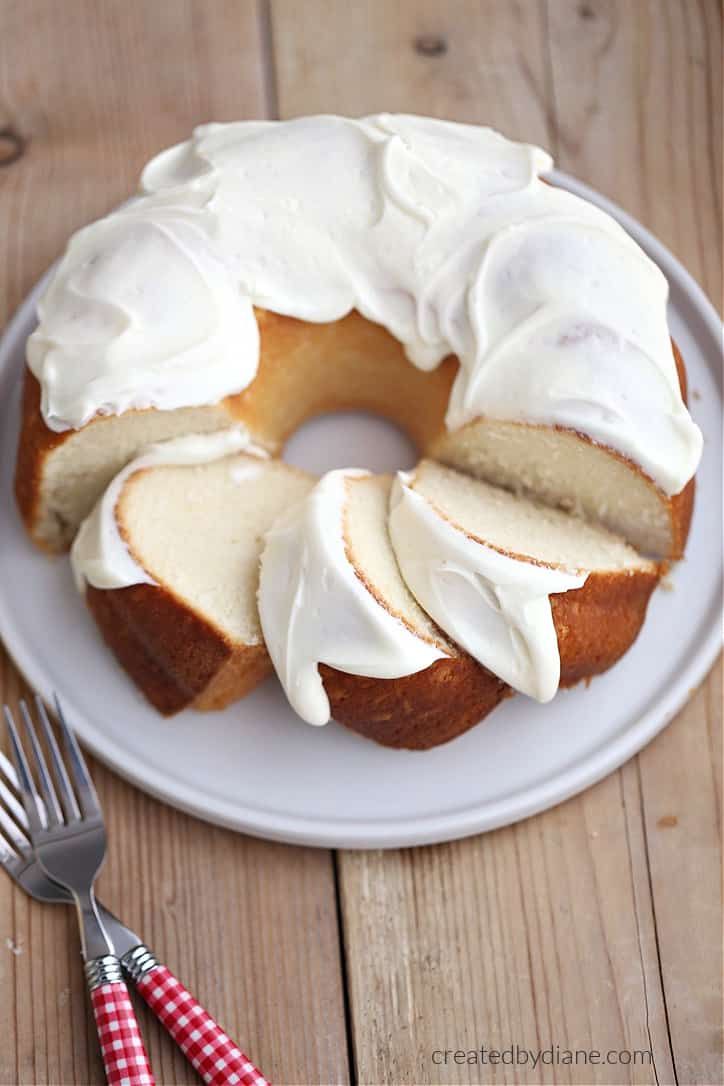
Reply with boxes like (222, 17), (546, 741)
(18, 701), (63, 828)
(3, 706), (43, 835)
(3, 735), (51, 830)
(35, 696), (81, 823)
(0, 795), (30, 855)
(0, 824), (22, 866)
(0, 749), (19, 792)
(51, 694), (100, 820)
(0, 752), (28, 829)
(0, 745), (32, 849)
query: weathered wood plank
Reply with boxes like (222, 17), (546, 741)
(0, 0), (269, 322)
(272, 0), (553, 144)
(336, 765), (675, 1085)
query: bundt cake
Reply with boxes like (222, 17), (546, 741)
(13, 114), (703, 749)
(70, 428), (313, 713)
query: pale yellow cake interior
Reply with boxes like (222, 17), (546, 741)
(430, 419), (674, 557)
(410, 460), (656, 573)
(344, 473), (452, 650)
(118, 453), (313, 644)
(37, 403), (235, 550)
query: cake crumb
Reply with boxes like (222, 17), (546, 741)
(659, 575), (675, 592)
(692, 388), (702, 400)
(5, 936), (24, 956)
(657, 814), (678, 829)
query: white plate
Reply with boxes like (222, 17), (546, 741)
(0, 173), (721, 849)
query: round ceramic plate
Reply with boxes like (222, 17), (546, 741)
(0, 172), (721, 849)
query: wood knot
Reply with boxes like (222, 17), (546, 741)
(578, 3), (595, 18)
(0, 126), (25, 167)
(414, 34), (447, 58)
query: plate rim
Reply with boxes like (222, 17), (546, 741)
(0, 170), (721, 848)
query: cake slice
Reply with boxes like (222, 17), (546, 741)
(71, 429), (314, 714)
(258, 469), (510, 749)
(15, 369), (244, 553)
(390, 460), (661, 701)
(428, 344), (694, 560)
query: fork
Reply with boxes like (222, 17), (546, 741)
(5, 697), (155, 1086)
(3, 695), (269, 1086)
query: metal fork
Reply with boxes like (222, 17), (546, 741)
(0, 743), (139, 930)
(0, 743), (160, 954)
(5, 696), (155, 1086)
(2, 695), (269, 1086)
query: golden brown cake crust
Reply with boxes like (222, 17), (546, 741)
(85, 583), (270, 715)
(85, 560), (659, 742)
(193, 647), (273, 710)
(14, 371), (65, 549)
(321, 562), (660, 749)
(320, 655), (511, 751)
(554, 566), (660, 686)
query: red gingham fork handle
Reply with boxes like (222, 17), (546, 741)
(136, 964), (269, 1086)
(90, 981), (155, 1086)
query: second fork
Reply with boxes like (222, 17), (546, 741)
(5, 697), (155, 1086)
(2, 697), (270, 1086)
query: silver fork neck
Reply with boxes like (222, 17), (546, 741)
(74, 888), (115, 961)
(85, 955), (123, 989)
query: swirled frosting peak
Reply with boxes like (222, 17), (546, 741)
(29, 114), (701, 494)
(28, 204), (259, 431)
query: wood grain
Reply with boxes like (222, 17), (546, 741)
(0, 1), (721, 1085)
(271, 1), (723, 1082)
(337, 766), (677, 1086)
(271, 0), (553, 143)
(0, 4), (349, 1085)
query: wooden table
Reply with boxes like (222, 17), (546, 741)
(1, 3), (721, 1083)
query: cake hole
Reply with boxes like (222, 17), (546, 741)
(282, 411), (417, 475)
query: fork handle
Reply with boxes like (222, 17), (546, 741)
(123, 947), (269, 1086)
(86, 956), (155, 1085)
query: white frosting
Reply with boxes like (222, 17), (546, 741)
(257, 469), (449, 726)
(70, 427), (262, 591)
(388, 473), (587, 701)
(29, 114), (700, 495)
(28, 203), (259, 432)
